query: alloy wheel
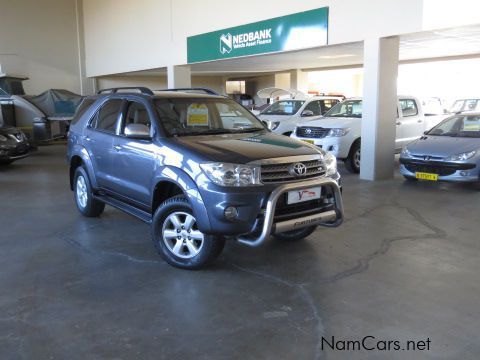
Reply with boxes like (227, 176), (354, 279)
(162, 211), (204, 259)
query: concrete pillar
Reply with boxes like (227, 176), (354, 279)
(167, 65), (191, 89)
(360, 36), (399, 180)
(75, 0), (95, 95)
(289, 69), (309, 94)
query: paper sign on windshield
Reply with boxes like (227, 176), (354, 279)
(187, 103), (209, 126)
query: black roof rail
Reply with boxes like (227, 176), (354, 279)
(97, 87), (154, 95)
(156, 87), (223, 96)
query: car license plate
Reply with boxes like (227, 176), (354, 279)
(302, 139), (314, 145)
(415, 172), (438, 181)
(287, 187), (321, 204)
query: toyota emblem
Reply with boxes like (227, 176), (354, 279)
(289, 162), (307, 176)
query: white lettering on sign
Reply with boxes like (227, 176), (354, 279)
(231, 29), (272, 49)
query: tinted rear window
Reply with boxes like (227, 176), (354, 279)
(71, 98), (96, 125)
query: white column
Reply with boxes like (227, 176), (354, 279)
(360, 36), (399, 180)
(289, 69), (309, 94)
(75, 0), (95, 94)
(167, 65), (191, 89)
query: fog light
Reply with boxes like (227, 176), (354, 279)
(460, 171), (468, 177)
(224, 206), (238, 220)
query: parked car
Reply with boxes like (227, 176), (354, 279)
(257, 96), (341, 136)
(291, 96), (429, 173)
(0, 125), (30, 164)
(399, 113), (480, 189)
(67, 87), (344, 269)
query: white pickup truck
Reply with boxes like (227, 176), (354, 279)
(257, 96), (341, 136)
(291, 96), (443, 173)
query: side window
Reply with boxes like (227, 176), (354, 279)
(92, 99), (123, 133)
(321, 99), (338, 114)
(400, 99), (418, 117)
(122, 101), (152, 135)
(304, 101), (321, 116)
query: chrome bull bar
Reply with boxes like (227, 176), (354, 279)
(237, 177), (344, 247)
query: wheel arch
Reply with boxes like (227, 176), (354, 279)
(151, 168), (211, 233)
(69, 146), (98, 191)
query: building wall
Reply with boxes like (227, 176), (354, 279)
(0, 0), (82, 94)
(82, 0), (430, 77)
(96, 75), (226, 94)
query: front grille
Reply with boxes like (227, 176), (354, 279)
(404, 163), (456, 176)
(296, 127), (329, 138)
(261, 159), (326, 183)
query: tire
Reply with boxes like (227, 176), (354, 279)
(345, 141), (361, 173)
(274, 225), (317, 242)
(283, 132), (292, 137)
(403, 175), (418, 182)
(73, 166), (105, 217)
(152, 195), (225, 270)
(0, 159), (14, 165)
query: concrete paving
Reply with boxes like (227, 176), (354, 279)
(1, 145), (479, 359)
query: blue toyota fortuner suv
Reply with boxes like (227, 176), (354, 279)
(67, 87), (343, 269)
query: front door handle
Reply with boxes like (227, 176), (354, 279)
(113, 145), (122, 152)
(396, 122), (402, 126)
(417, 119), (423, 123)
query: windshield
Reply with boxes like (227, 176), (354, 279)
(324, 99), (362, 118)
(261, 100), (305, 115)
(450, 99), (480, 113)
(427, 115), (480, 138)
(154, 98), (265, 136)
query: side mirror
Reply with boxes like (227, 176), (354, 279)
(124, 123), (151, 140)
(301, 110), (315, 117)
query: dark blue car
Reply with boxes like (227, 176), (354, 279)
(67, 88), (343, 269)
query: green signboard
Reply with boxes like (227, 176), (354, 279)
(187, 7), (329, 63)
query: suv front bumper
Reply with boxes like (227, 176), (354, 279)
(236, 177), (344, 247)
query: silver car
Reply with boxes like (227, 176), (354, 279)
(400, 112), (480, 189)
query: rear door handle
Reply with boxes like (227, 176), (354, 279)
(114, 145), (122, 151)
(417, 119), (423, 123)
(396, 122), (402, 125)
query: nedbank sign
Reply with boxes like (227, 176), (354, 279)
(187, 7), (328, 63)
(219, 29), (272, 54)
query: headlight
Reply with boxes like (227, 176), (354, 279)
(444, 150), (476, 161)
(401, 147), (412, 158)
(326, 128), (349, 137)
(200, 163), (261, 186)
(324, 152), (337, 176)
(270, 121), (280, 130)
(0, 135), (7, 142)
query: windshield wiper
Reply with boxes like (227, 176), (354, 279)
(174, 129), (234, 136)
(231, 128), (264, 133)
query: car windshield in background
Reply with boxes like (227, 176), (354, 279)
(450, 99), (480, 113)
(261, 100), (305, 115)
(427, 115), (480, 138)
(324, 100), (362, 118)
(154, 98), (265, 136)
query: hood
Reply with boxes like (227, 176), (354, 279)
(406, 135), (480, 157)
(258, 114), (293, 122)
(170, 131), (321, 163)
(298, 116), (361, 129)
